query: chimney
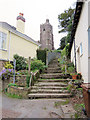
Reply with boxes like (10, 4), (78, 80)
(46, 19), (49, 23)
(16, 13), (25, 33)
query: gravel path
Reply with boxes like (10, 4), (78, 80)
(0, 93), (66, 118)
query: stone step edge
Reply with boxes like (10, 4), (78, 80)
(30, 89), (69, 93)
(31, 86), (67, 89)
(28, 93), (72, 98)
(38, 79), (72, 81)
(34, 84), (67, 87)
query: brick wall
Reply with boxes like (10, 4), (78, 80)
(0, 60), (8, 71)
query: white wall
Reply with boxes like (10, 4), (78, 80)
(88, 2), (90, 83)
(71, 2), (89, 83)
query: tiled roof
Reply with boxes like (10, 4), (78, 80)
(69, 2), (83, 51)
(0, 22), (40, 46)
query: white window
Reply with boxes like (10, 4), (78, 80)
(0, 31), (7, 50)
(88, 27), (90, 57)
(80, 42), (83, 56)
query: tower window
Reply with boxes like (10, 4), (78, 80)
(43, 29), (45, 31)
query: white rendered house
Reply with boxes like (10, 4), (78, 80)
(70, 1), (90, 84)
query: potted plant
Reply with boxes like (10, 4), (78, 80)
(71, 73), (78, 80)
(77, 72), (82, 79)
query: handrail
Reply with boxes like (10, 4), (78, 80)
(29, 72), (32, 87)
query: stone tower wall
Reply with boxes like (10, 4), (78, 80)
(40, 19), (54, 50)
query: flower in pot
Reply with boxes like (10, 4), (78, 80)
(77, 72), (82, 79)
(71, 73), (78, 80)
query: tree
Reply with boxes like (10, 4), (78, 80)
(58, 7), (75, 33)
(58, 7), (75, 58)
(59, 36), (66, 50)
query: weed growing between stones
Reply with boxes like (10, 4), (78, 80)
(54, 99), (70, 108)
(5, 92), (22, 99)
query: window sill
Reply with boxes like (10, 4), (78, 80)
(0, 49), (7, 51)
(80, 54), (83, 57)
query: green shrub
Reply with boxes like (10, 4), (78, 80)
(53, 50), (61, 53)
(18, 70), (28, 75)
(61, 66), (65, 72)
(26, 74), (30, 87)
(13, 54), (27, 71)
(31, 59), (46, 71)
(5, 93), (22, 99)
(61, 43), (69, 58)
(8, 83), (17, 87)
(67, 66), (75, 73)
(37, 49), (47, 64)
(67, 62), (74, 67)
(58, 58), (66, 65)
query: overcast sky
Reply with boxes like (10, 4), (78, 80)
(0, 0), (76, 49)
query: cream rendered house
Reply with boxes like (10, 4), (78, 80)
(70, 1), (90, 84)
(0, 13), (40, 67)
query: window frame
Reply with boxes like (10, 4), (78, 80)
(0, 31), (7, 50)
(80, 42), (83, 56)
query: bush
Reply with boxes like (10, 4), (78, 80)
(61, 66), (65, 72)
(8, 83), (17, 87)
(31, 59), (46, 72)
(13, 54), (27, 71)
(37, 49), (47, 65)
(61, 43), (69, 59)
(67, 62), (74, 67)
(26, 74), (30, 87)
(53, 50), (61, 53)
(18, 70), (28, 75)
(4, 61), (13, 69)
(67, 66), (75, 73)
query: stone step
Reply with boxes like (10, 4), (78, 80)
(30, 89), (69, 93)
(28, 93), (72, 99)
(48, 65), (59, 67)
(34, 82), (67, 87)
(44, 69), (62, 73)
(49, 62), (59, 65)
(51, 59), (58, 62)
(47, 67), (61, 70)
(40, 73), (64, 79)
(38, 78), (72, 82)
(31, 86), (67, 90)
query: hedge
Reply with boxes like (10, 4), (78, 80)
(36, 49), (47, 65)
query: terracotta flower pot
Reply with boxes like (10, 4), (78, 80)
(72, 75), (77, 80)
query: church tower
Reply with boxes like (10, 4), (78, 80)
(40, 19), (54, 50)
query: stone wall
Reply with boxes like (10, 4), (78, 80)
(46, 51), (61, 65)
(10, 75), (27, 87)
(40, 19), (54, 50)
(1, 75), (27, 91)
(1, 70), (40, 91)
(0, 60), (7, 71)
(7, 86), (30, 98)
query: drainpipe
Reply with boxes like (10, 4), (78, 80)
(74, 38), (77, 72)
(8, 31), (11, 61)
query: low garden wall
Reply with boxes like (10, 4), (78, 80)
(1, 75), (27, 91)
(1, 70), (40, 98)
(7, 86), (30, 99)
(10, 75), (27, 87)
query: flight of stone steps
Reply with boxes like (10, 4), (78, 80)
(28, 59), (72, 99)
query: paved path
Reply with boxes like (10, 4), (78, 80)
(0, 93), (76, 118)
